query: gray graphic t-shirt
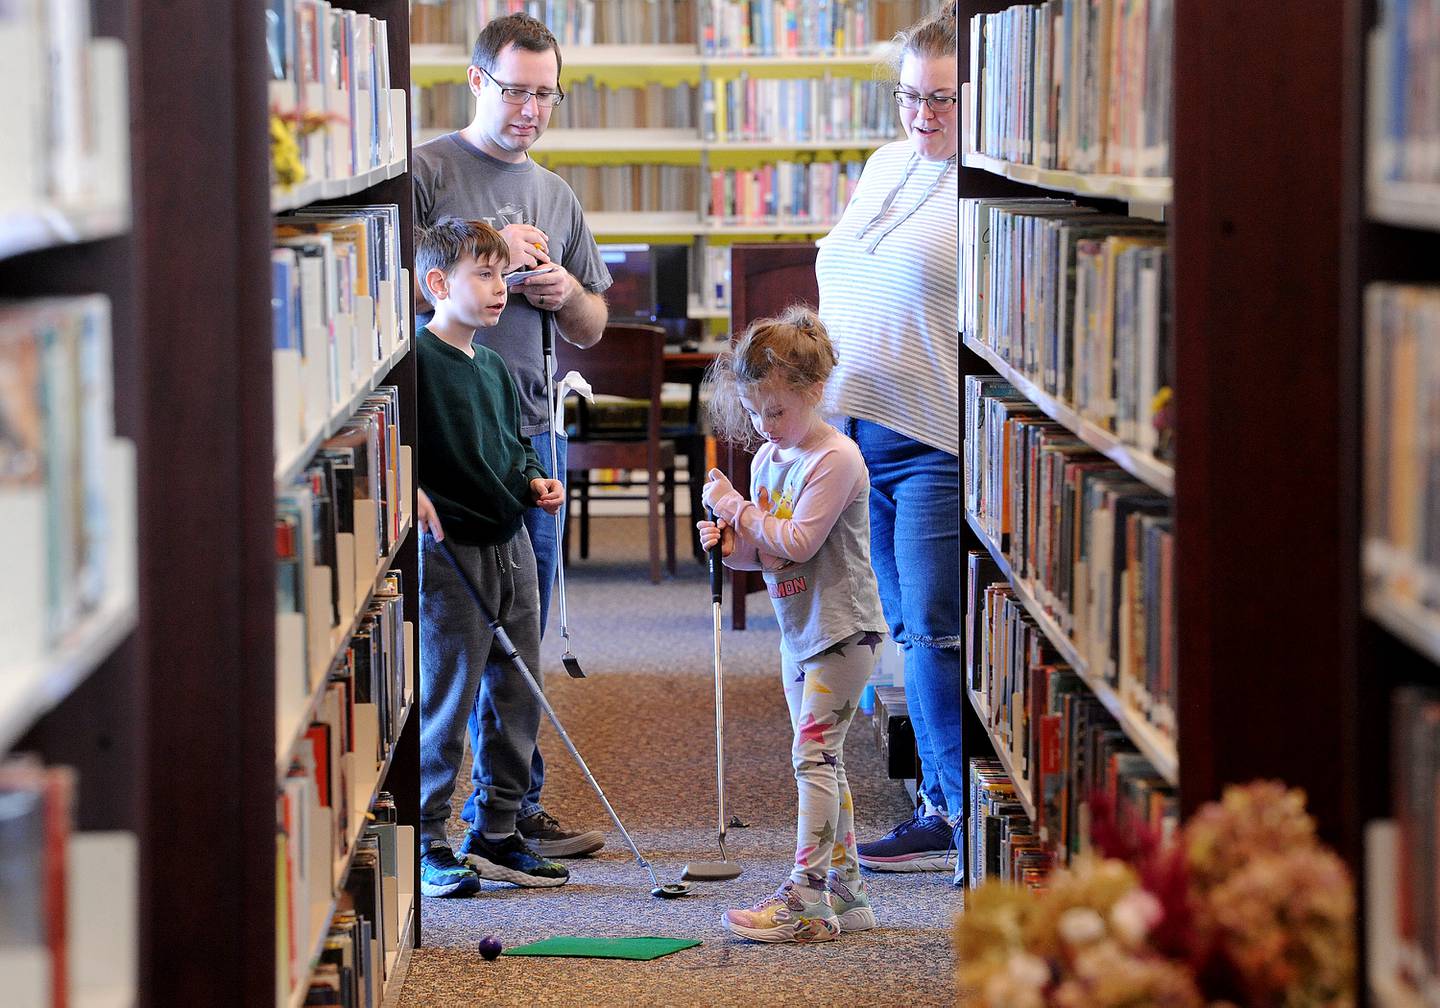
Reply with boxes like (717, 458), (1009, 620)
(414, 132), (612, 435)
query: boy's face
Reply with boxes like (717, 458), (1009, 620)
(434, 253), (508, 329)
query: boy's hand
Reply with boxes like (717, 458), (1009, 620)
(696, 517), (735, 558)
(518, 264), (579, 314)
(531, 477), (564, 515)
(701, 468), (737, 511)
(417, 488), (445, 542)
(500, 224), (550, 270)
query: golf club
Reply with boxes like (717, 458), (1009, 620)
(682, 509), (743, 883)
(434, 538), (690, 899)
(540, 308), (585, 679)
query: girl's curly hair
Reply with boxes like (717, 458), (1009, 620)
(704, 304), (839, 448)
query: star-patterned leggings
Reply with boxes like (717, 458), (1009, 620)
(782, 629), (882, 892)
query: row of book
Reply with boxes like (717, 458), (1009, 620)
(265, 1), (408, 188)
(277, 385), (411, 741)
(695, 243), (733, 312)
(547, 163), (703, 214)
(414, 79), (700, 133)
(966, 0), (1173, 179)
(968, 758), (1049, 888)
(706, 158), (866, 225)
(280, 782), (414, 1007)
(701, 74), (901, 144)
(0, 755), (137, 1008)
(1369, 0), (1440, 187)
(967, 550), (1175, 858)
(1364, 283), (1440, 617)
(1387, 686), (1440, 996)
(961, 196), (1174, 462)
(700, 0), (935, 56)
(272, 205), (408, 468)
(965, 374), (1177, 740)
(1, 296), (134, 665)
(412, 0), (699, 47)
(0, 0), (128, 221)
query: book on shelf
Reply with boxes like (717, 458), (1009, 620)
(0, 296), (135, 666)
(268, 0), (407, 189)
(1367, 0), (1440, 188)
(1364, 283), (1440, 616)
(412, 0), (699, 47)
(961, 197), (1173, 462)
(967, 0), (1172, 178)
(0, 755), (74, 1008)
(705, 157), (865, 225)
(701, 73), (899, 143)
(965, 375), (1177, 740)
(968, 758), (1046, 887)
(701, 0), (936, 57)
(1385, 686), (1440, 996)
(544, 162), (702, 215)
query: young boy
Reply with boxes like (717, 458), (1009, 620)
(414, 218), (569, 896)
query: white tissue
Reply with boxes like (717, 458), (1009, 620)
(554, 370), (594, 431)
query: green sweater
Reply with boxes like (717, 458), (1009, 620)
(416, 327), (546, 546)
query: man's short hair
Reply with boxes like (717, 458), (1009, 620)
(471, 13), (562, 78)
(415, 218), (510, 305)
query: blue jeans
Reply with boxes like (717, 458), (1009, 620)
(461, 431), (566, 826)
(847, 418), (964, 821)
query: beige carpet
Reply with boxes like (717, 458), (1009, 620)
(397, 517), (961, 1007)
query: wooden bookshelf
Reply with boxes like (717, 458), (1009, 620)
(966, 688), (1037, 821)
(963, 335), (1175, 496)
(957, 0), (1350, 870)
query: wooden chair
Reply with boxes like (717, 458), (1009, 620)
(554, 322), (677, 584)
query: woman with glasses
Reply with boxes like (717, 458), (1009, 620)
(814, 3), (964, 888)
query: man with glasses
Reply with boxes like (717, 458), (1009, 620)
(413, 12), (611, 870)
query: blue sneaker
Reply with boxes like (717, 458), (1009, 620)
(419, 842), (482, 898)
(459, 830), (569, 888)
(857, 810), (955, 872)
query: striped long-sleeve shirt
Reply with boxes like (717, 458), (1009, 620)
(816, 141), (959, 456)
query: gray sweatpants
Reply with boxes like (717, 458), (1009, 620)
(418, 527), (542, 848)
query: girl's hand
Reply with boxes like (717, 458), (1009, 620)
(531, 477), (564, 515)
(417, 488), (445, 541)
(701, 468), (737, 510)
(696, 517), (735, 557)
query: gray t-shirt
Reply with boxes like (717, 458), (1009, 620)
(413, 132), (612, 435)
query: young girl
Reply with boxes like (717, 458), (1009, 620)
(697, 305), (888, 944)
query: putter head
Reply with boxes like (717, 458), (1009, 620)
(680, 860), (742, 882)
(651, 882), (693, 899)
(561, 651), (585, 679)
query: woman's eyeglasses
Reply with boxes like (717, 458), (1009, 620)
(893, 90), (957, 112)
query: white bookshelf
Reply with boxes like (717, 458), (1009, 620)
(962, 149), (1173, 206)
(416, 127), (891, 153)
(964, 336), (1175, 496)
(411, 42), (893, 73)
(583, 211), (838, 237)
(966, 688), (1037, 821)
(1366, 584), (1440, 668)
(0, 203), (131, 262)
(687, 293), (728, 319)
(271, 155), (410, 215)
(379, 898), (416, 1008)
(0, 580), (138, 758)
(965, 511), (1180, 786)
(1368, 180), (1440, 233)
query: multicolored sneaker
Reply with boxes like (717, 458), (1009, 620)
(825, 874), (877, 932)
(517, 810), (606, 858)
(856, 810), (955, 872)
(419, 842), (482, 898)
(722, 883), (841, 944)
(459, 830), (569, 888)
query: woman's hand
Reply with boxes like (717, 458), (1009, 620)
(417, 488), (445, 541)
(696, 516), (735, 557)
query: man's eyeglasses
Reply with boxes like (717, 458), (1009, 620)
(893, 90), (958, 112)
(477, 65), (565, 107)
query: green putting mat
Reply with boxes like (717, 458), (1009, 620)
(501, 936), (701, 960)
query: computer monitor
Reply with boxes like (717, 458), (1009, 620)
(597, 243), (656, 322)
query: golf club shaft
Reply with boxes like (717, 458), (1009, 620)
(707, 513), (728, 855)
(437, 541), (658, 889)
(540, 309), (572, 641)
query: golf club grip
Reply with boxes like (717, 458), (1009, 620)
(540, 305), (554, 356)
(706, 507), (723, 602)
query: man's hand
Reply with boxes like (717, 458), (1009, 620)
(518, 263), (580, 314)
(696, 517), (735, 558)
(500, 223), (550, 270)
(416, 487), (445, 541)
(531, 477), (564, 515)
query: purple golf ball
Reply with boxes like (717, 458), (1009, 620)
(478, 935), (503, 961)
